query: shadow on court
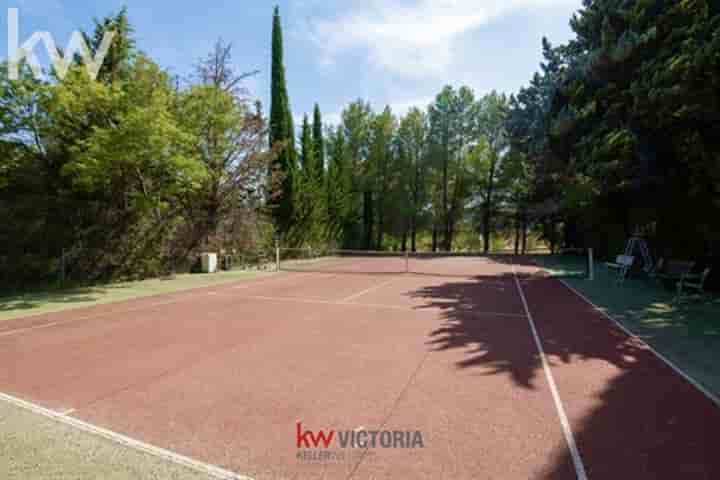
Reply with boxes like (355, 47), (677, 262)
(406, 259), (720, 479)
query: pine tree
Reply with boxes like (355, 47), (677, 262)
(269, 6), (296, 239)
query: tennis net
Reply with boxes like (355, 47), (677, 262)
(277, 247), (593, 278)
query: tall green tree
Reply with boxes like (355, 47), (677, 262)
(369, 106), (397, 250)
(176, 41), (274, 256)
(312, 104), (325, 181)
(429, 86), (478, 251)
(83, 7), (135, 85)
(300, 115), (313, 171)
(396, 108), (430, 251)
(289, 114), (324, 245)
(340, 100), (373, 248)
(326, 126), (353, 245)
(268, 6), (296, 240)
(475, 91), (509, 253)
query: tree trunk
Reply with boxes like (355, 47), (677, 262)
(521, 214), (528, 255)
(412, 162), (420, 253)
(432, 225), (438, 252)
(363, 191), (373, 249)
(514, 215), (521, 255)
(442, 146), (449, 253)
(482, 210), (491, 254)
(411, 215), (417, 253)
(549, 219), (557, 254)
(376, 203), (384, 250)
(483, 156), (497, 254)
(446, 220), (454, 252)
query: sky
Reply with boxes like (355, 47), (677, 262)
(1, 0), (582, 125)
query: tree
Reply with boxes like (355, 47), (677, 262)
(269, 6), (296, 240)
(475, 91), (509, 253)
(429, 86), (478, 251)
(396, 107), (430, 252)
(175, 42), (274, 258)
(290, 114), (325, 245)
(312, 104), (325, 182)
(369, 106), (397, 250)
(498, 149), (533, 254)
(1, 10), (276, 285)
(300, 114), (313, 171)
(340, 100), (373, 248)
(83, 8), (135, 85)
(325, 125), (353, 246)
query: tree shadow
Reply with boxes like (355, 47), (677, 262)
(0, 287), (106, 314)
(406, 258), (720, 479)
(410, 273), (544, 389)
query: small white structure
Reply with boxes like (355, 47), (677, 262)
(201, 253), (218, 274)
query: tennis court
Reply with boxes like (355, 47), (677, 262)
(1, 255), (719, 479)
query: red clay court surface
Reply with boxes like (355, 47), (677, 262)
(1, 258), (719, 479)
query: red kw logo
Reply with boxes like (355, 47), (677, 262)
(296, 421), (335, 449)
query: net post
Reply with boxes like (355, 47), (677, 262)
(588, 248), (594, 280)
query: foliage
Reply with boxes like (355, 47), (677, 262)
(507, 0), (720, 258)
(0, 15), (273, 287)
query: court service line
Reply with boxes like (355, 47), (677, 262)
(231, 272), (318, 290)
(0, 272), (310, 339)
(0, 391), (254, 480)
(512, 265), (588, 480)
(224, 293), (527, 319)
(341, 276), (407, 303)
(556, 278), (720, 409)
(231, 294), (412, 312)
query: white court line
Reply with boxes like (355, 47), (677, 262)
(0, 297), (199, 339)
(231, 294), (411, 312)
(341, 276), (406, 303)
(226, 293), (526, 318)
(0, 391), (253, 480)
(0, 273), (310, 339)
(512, 265), (588, 480)
(556, 278), (720, 409)
(231, 272), (317, 290)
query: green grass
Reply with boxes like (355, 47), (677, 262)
(0, 270), (272, 322)
(0, 400), (217, 480)
(537, 254), (720, 397)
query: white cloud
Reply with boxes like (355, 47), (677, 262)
(305, 0), (575, 77)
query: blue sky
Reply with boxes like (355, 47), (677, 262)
(1, 0), (582, 125)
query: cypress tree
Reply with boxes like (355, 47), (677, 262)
(300, 114), (313, 170)
(312, 104), (325, 180)
(269, 6), (296, 237)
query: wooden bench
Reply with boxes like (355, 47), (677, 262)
(605, 255), (635, 283)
